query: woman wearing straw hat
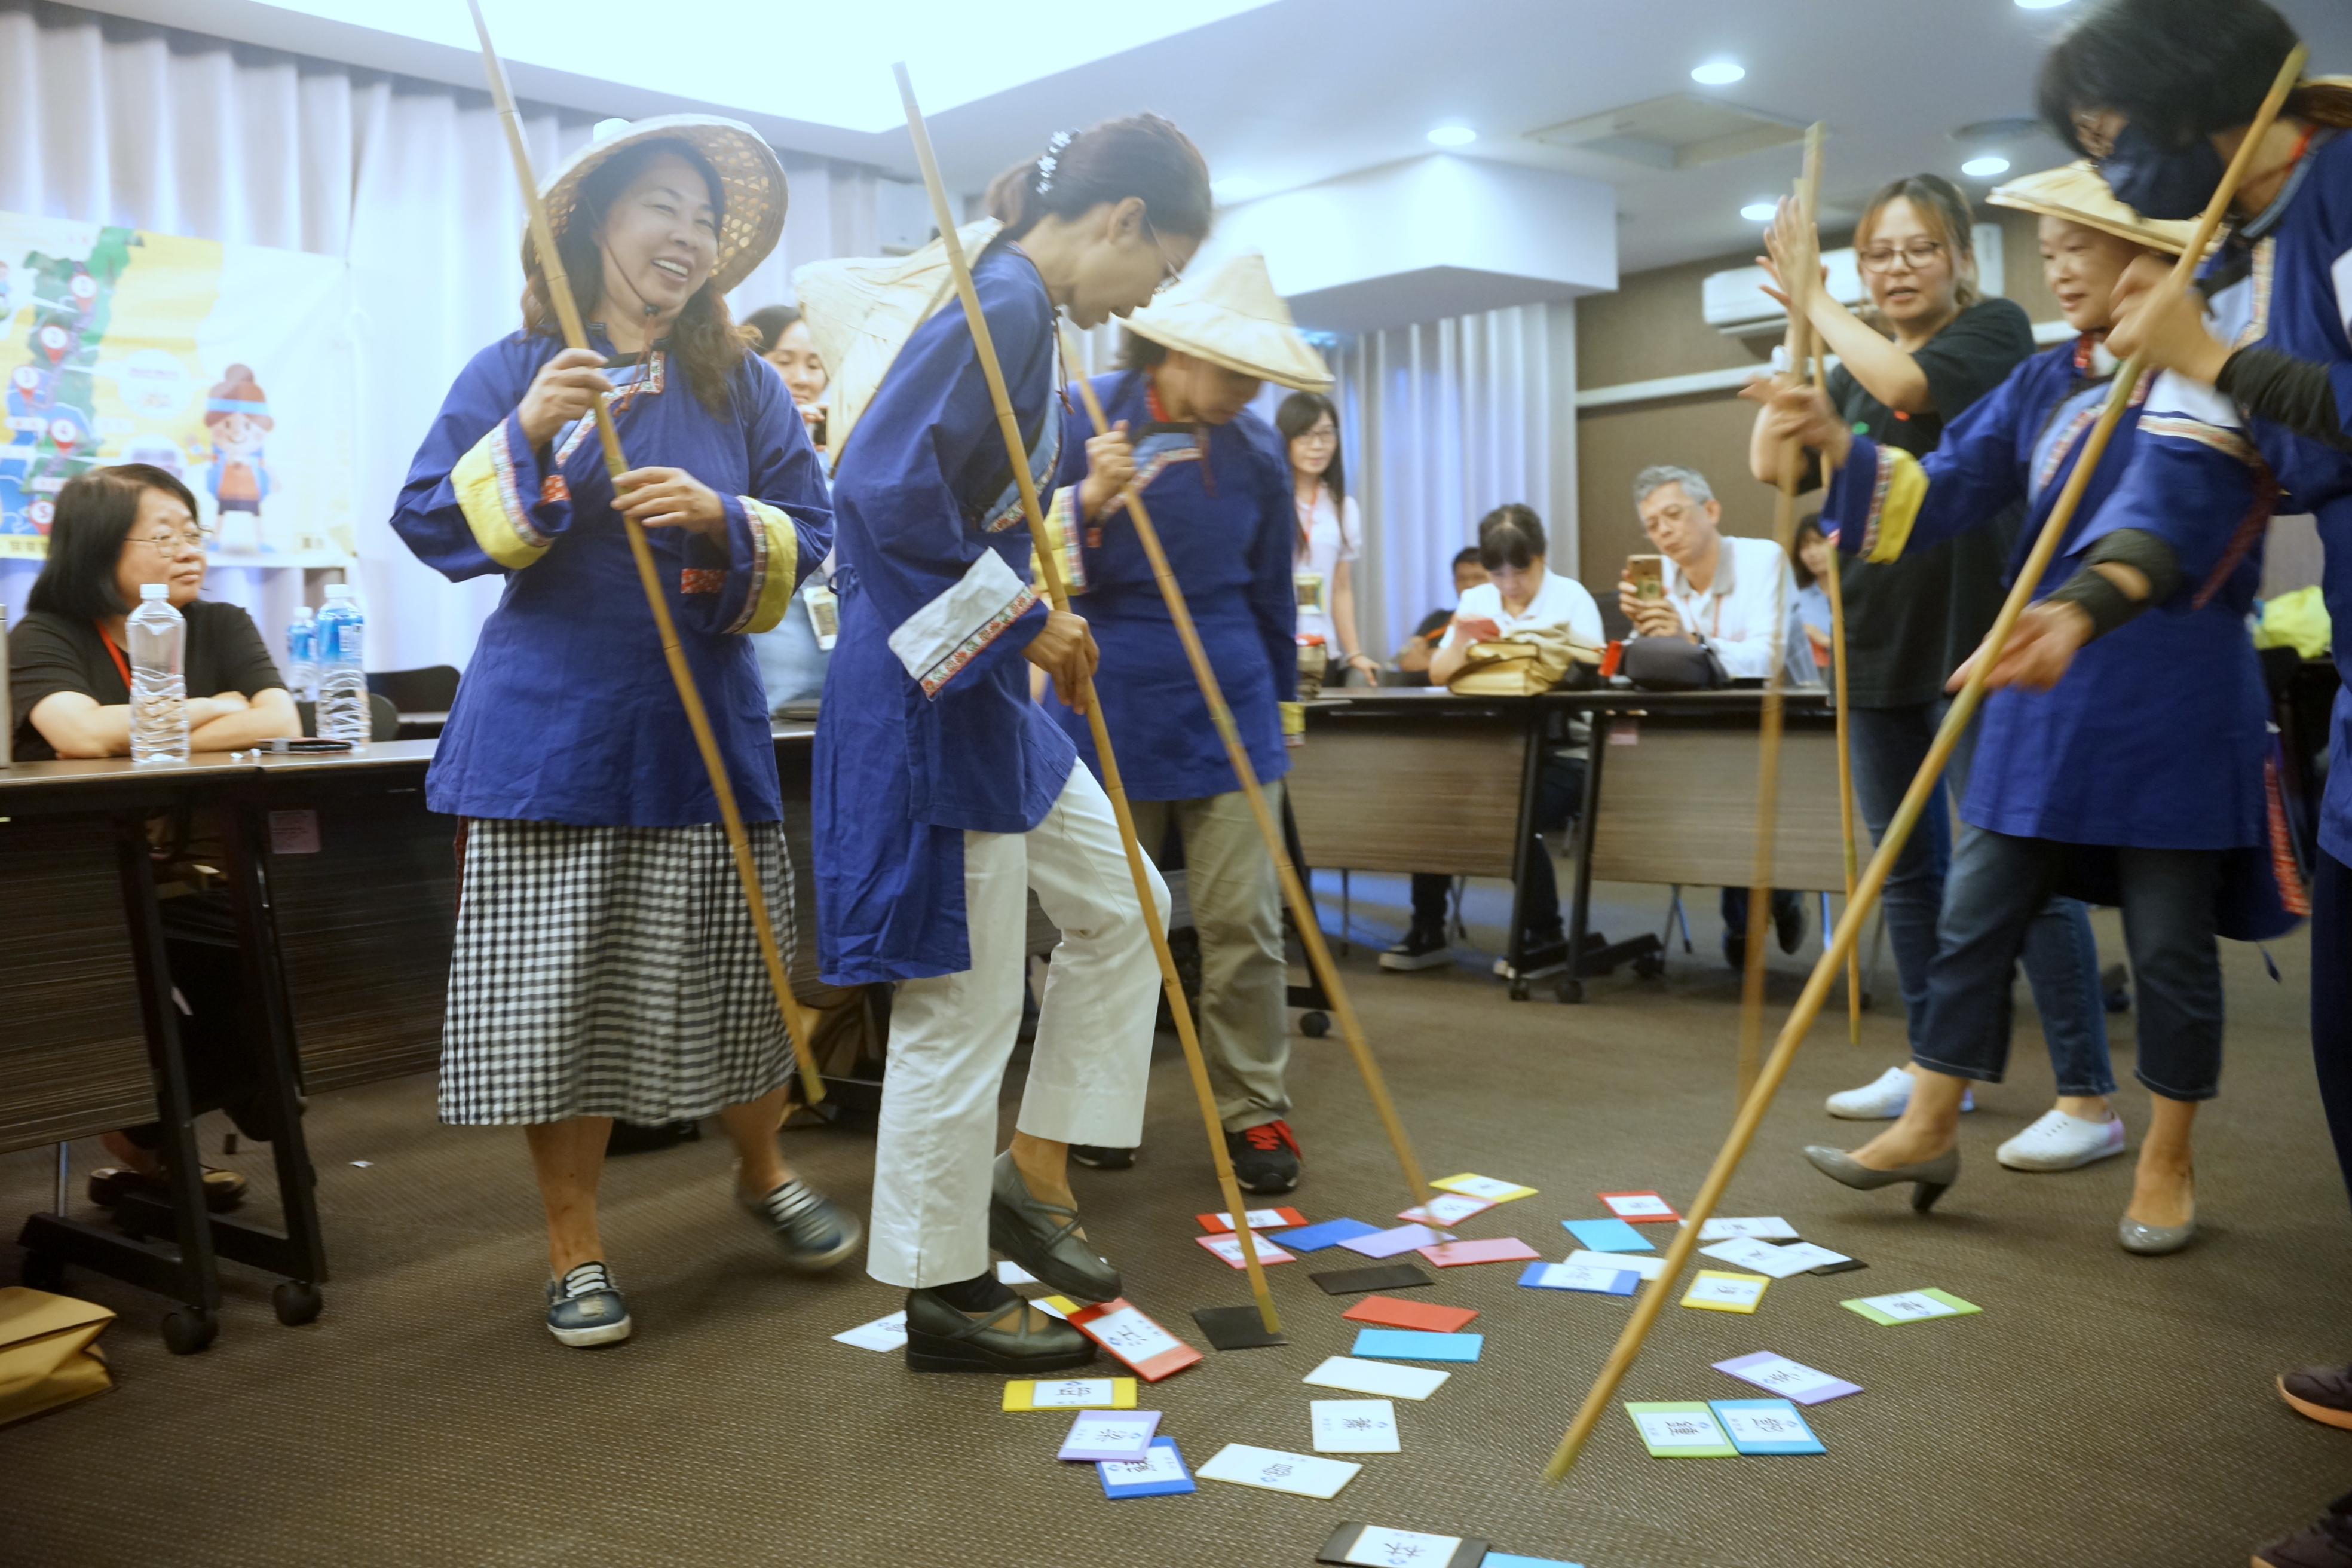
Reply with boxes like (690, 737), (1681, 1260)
(1046, 252), (1322, 1194)
(1751, 163), (2295, 1251)
(392, 117), (855, 1348)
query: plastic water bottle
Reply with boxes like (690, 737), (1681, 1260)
(285, 605), (318, 703)
(316, 583), (369, 749)
(127, 584), (189, 765)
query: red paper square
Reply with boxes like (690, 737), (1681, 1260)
(1341, 1295), (1481, 1333)
(1066, 1298), (1202, 1382)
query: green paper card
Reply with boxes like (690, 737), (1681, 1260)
(1624, 1401), (1735, 1457)
(1841, 1287), (1981, 1325)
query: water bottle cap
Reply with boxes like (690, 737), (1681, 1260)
(139, 583), (169, 600)
(325, 583), (354, 599)
(295, 605), (314, 620)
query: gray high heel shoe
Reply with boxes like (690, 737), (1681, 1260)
(2117, 1215), (2196, 1254)
(988, 1152), (1123, 1302)
(1801, 1144), (1959, 1212)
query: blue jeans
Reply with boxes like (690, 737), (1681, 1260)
(1917, 829), (2222, 1101)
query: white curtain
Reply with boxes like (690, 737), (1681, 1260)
(0, 0), (879, 673)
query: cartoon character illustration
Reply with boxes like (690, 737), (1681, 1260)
(200, 362), (273, 551)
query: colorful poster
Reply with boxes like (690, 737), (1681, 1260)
(0, 213), (353, 564)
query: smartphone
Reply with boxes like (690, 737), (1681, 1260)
(264, 737), (356, 753)
(1627, 553), (1665, 601)
(809, 409), (828, 449)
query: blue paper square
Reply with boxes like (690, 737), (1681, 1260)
(1517, 1261), (1637, 1296)
(1270, 1217), (1382, 1252)
(1562, 1217), (1655, 1252)
(1707, 1399), (1826, 1455)
(1481, 1555), (1585, 1567)
(1351, 1328), (1483, 1362)
(1097, 1435), (1195, 1498)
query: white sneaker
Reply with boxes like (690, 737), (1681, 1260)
(1825, 1065), (1975, 1120)
(1997, 1108), (2127, 1171)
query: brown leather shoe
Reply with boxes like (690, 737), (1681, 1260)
(2283, 1367), (2352, 1431)
(87, 1165), (247, 1213)
(2256, 1493), (2352, 1568)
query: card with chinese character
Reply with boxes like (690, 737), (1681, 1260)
(1842, 1288), (1980, 1325)
(1597, 1190), (1680, 1223)
(1352, 1328), (1482, 1362)
(1303, 1355), (1451, 1400)
(996, 1260), (1039, 1285)
(1316, 1521), (1489, 1567)
(1196, 1443), (1361, 1499)
(1341, 1296), (1478, 1333)
(1681, 1270), (1769, 1313)
(1097, 1435), (1195, 1500)
(1431, 1173), (1538, 1203)
(1709, 1398), (1826, 1454)
(1517, 1261), (1637, 1296)
(1311, 1398), (1401, 1454)
(1699, 1238), (1851, 1278)
(1341, 1223), (1447, 1260)
(1196, 1206), (1307, 1233)
(1696, 1216), (1800, 1242)
(1275, 1217), (1384, 1253)
(1398, 1193), (1496, 1227)
(1002, 1376), (1138, 1411)
(1058, 1408), (1162, 1462)
(1194, 1232), (1296, 1270)
(1561, 1218), (1654, 1253)
(1711, 1351), (1863, 1405)
(1567, 1249), (1666, 1281)
(1418, 1236), (1539, 1268)
(1066, 1300), (1203, 1381)
(1624, 1401), (1737, 1457)
(829, 1310), (907, 1352)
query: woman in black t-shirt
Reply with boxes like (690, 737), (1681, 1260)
(1745, 174), (2111, 1130)
(9, 463), (295, 761)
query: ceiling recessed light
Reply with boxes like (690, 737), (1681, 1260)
(1212, 175), (1266, 201)
(2014, 0), (2072, 9)
(1961, 155), (2011, 177)
(1690, 60), (1746, 86)
(1740, 200), (1778, 222)
(1426, 124), (1477, 147)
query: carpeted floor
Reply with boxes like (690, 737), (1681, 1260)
(2, 872), (2345, 1568)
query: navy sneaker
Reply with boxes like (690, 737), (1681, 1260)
(544, 1261), (632, 1348)
(741, 1177), (863, 1271)
(1227, 1120), (1303, 1194)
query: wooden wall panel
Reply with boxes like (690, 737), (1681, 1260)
(1587, 725), (1872, 892)
(1288, 718), (1529, 877)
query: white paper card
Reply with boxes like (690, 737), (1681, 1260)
(1698, 1216), (1800, 1241)
(1032, 1298), (1069, 1320)
(1724, 1355), (1848, 1399)
(1441, 1175), (1525, 1201)
(996, 1261), (1038, 1285)
(1100, 1444), (1187, 1486)
(1085, 1307), (1187, 1363)
(1031, 1377), (1120, 1409)
(1636, 1408), (1729, 1451)
(1861, 1290), (1961, 1321)
(1344, 1527), (1464, 1565)
(1763, 1241), (1852, 1272)
(1303, 1356), (1451, 1401)
(1064, 1411), (1156, 1459)
(1198, 1232), (1293, 1267)
(829, 1310), (906, 1352)
(1196, 1443), (1360, 1499)
(1717, 1404), (1814, 1446)
(1686, 1275), (1766, 1307)
(1400, 1193), (1493, 1226)
(1531, 1262), (1630, 1291)
(1569, 1249), (1666, 1281)
(1603, 1193), (1676, 1218)
(1312, 1399), (1401, 1454)
(1698, 1238), (1834, 1278)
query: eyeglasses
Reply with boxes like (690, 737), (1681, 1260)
(1857, 240), (1948, 273)
(1293, 427), (1339, 446)
(1141, 215), (1183, 296)
(130, 528), (213, 555)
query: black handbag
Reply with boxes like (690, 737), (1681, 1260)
(1622, 635), (1728, 691)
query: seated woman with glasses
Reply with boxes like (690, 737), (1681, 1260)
(8, 463), (298, 761)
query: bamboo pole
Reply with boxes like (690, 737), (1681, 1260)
(1055, 327), (1439, 1220)
(1814, 346), (1864, 1045)
(465, 0), (824, 1104)
(1541, 44), (2305, 1485)
(892, 62), (1278, 1331)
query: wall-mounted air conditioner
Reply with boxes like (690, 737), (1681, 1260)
(1701, 223), (2005, 338)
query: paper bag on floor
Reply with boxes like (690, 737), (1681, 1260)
(0, 1287), (115, 1426)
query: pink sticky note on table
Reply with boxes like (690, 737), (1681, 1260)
(1340, 1223), (1446, 1260)
(1417, 1236), (1540, 1267)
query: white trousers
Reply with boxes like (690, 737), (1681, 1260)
(868, 762), (1169, 1288)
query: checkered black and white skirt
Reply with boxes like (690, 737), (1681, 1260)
(440, 819), (797, 1126)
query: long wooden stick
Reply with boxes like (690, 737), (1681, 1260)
(893, 63), (1277, 1332)
(1056, 329), (1440, 1220)
(1815, 347), (1864, 1044)
(465, 2), (825, 1103)
(1735, 123), (1824, 1096)
(1542, 44), (2304, 1485)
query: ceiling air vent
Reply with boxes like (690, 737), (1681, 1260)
(1527, 93), (1807, 170)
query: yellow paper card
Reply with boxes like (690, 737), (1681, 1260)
(1033, 1295), (1080, 1321)
(1430, 1173), (1538, 1204)
(1001, 1376), (1138, 1411)
(1681, 1270), (1769, 1315)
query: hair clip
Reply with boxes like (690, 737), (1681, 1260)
(1034, 128), (1078, 195)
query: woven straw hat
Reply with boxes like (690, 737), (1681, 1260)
(1987, 161), (2195, 255)
(532, 115), (787, 296)
(1122, 253), (1333, 393)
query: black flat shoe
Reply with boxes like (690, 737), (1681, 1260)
(1801, 1144), (1958, 1212)
(902, 1285), (1097, 1374)
(988, 1152), (1122, 1301)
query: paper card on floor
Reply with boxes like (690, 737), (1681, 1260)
(1312, 1264), (1435, 1296)
(1699, 1238), (1852, 1278)
(1567, 1249), (1667, 1281)
(1196, 1443), (1361, 1500)
(1624, 1401), (1736, 1457)
(1518, 1261), (1637, 1296)
(1419, 1236), (1539, 1268)
(1697, 1216), (1800, 1242)
(830, 1310), (908, 1352)
(1304, 1355), (1451, 1400)
(996, 1260), (1039, 1285)
(1002, 1376), (1138, 1411)
(1430, 1172), (1537, 1203)
(1842, 1288), (1980, 1326)
(1098, 1435), (1195, 1500)
(1312, 1398), (1402, 1454)
(1481, 1556), (1587, 1567)
(1195, 1232), (1296, 1269)
(1059, 1408), (1163, 1462)
(1709, 1398), (1826, 1455)
(1032, 1294), (1079, 1321)
(1197, 1206), (1307, 1233)
(1317, 1522), (1488, 1568)
(1352, 1328), (1483, 1362)
(1681, 1270), (1769, 1313)
(1067, 1300), (1203, 1381)
(1342, 1296), (1478, 1333)
(1274, 1217), (1384, 1252)
(1712, 1351), (1863, 1405)
(1561, 1218), (1655, 1253)
(1342, 1223), (1447, 1259)
(1398, 1193), (1496, 1227)
(1597, 1190), (1680, 1223)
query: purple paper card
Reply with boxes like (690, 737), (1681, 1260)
(1711, 1352), (1863, 1405)
(1059, 1408), (1163, 1462)
(1340, 1223), (1446, 1260)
